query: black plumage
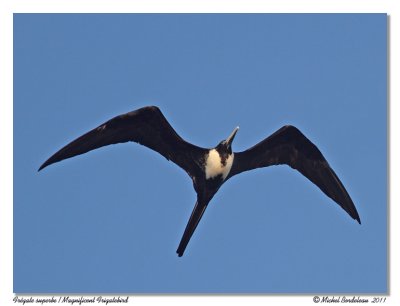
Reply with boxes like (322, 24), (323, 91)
(39, 106), (360, 257)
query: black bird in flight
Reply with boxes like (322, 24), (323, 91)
(39, 106), (361, 256)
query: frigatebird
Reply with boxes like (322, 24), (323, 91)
(39, 106), (361, 256)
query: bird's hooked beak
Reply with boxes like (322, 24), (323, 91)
(225, 126), (239, 148)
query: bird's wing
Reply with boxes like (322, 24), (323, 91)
(228, 125), (360, 224)
(39, 106), (207, 177)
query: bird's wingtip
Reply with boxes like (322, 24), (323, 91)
(353, 211), (361, 224)
(38, 160), (50, 172)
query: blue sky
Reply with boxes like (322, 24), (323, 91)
(14, 13), (387, 293)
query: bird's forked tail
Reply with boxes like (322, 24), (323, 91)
(176, 200), (209, 257)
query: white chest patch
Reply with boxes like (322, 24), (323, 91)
(205, 149), (234, 180)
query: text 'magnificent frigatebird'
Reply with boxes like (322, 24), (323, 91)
(39, 106), (361, 257)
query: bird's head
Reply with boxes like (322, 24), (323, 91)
(216, 126), (239, 154)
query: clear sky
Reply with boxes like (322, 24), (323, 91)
(14, 13), (387, 293)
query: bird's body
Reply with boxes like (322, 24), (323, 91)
(39, 106), (361, 257)
(204, 148), (234, 180)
